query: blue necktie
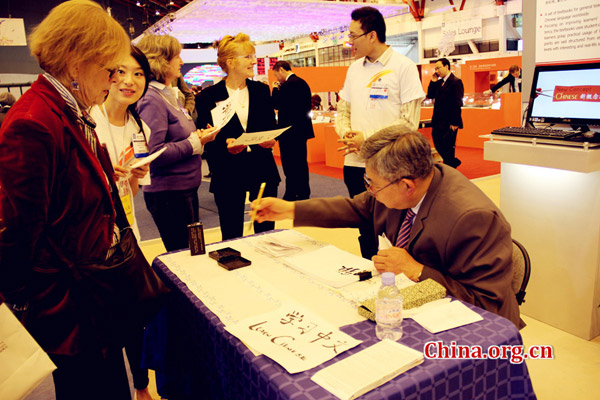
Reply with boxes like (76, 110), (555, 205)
(395, 209), (415, 248)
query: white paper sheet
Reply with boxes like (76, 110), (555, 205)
(282, 245), (377, 288)
(157, 231), (366, 329)
(411, 300), (483, 333)
(403, 298), (452, 318)
(211, 98), (235, 129)
(378, 233), (393, 250)
(225, 303), (361, 374)
(128, 147), (167, 169)
(311, 339), (423, 400)
(232, 126), (290, 146)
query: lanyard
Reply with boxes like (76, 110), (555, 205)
(102, 103), (129, 167)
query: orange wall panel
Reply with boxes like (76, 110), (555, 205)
(324, 125), (344, 168)
(307, 124), (327, 163)
(268, 66), (348, 93)
(272, 124), (327, 164)
(462, 56), (522, 93)
(501, 92), (522, 127)
(420, 92), (521, 149)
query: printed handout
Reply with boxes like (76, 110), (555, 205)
(232, 126), (290, 146)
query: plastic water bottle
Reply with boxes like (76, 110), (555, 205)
(375, 272), (403, 341)
(132, 131), (149, 158)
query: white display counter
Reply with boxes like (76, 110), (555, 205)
(484, 139), (600, 340)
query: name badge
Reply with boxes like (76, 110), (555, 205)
(369, 84), (389, 100)
(181, 107), (193, 120)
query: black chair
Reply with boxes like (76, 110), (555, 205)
(511, 239), (531, 305)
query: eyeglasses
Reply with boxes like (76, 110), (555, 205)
(236, 54), (257, 60)
(364, 173), (408, 196)
(348, 31), (371, 41)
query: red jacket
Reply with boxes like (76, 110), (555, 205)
(0, 75), (116, 355)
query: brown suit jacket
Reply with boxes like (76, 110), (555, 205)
(295, 164), (522, 328)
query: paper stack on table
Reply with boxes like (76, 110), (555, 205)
(311, 339), (423, 400)
(410, 300), (483, 333)
(253, 236), (303, 257)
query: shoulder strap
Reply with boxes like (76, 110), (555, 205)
(96, 143), (131, 231)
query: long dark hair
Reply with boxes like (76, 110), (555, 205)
(127, 45), (151, 139)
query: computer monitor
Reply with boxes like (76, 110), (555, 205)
(526, 62), (600, 131)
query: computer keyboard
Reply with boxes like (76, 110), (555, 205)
(491, 126), (580, 140)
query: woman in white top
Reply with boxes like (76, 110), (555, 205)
(91, 46), (151, 240)
(89, 45), (154, 400)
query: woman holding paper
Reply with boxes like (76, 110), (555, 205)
(90, 45), (151, 241)
(196, 33), (280, 240)
(89, 45), (156, 400)
(137, 34), (218, 251)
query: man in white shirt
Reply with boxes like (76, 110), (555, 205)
(336, 6), (425, 259)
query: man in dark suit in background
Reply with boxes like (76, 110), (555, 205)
(272, 61), (314, 201)
(427, 58), (464, 168)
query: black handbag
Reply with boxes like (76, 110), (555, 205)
(68, 145), (170, 349)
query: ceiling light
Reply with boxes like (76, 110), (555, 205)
(141, 0), (408, 43)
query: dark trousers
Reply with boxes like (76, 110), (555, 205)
(144, 188), (199, 252)
(279, 138), (311, 201)
(343, 165), (378, 260)
(213, 181), (278, 241)
(432, 124), (461, 168)
(125, 327), (149, 390)
(49, 348), (131, 400)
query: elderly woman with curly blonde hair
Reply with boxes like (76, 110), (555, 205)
(196, 33), (280, 240)
(0, 1), (138, 398)
(136, 34), (218, 252)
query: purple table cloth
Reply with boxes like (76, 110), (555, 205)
(144, 245), (536, 400)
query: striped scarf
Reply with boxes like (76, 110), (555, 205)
(43, 73), (120, 257)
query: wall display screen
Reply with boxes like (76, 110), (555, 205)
(183, 64), (225, 87)
(527, 62), (600, 128)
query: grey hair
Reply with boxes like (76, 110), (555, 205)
(359, 125), (433, 181)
